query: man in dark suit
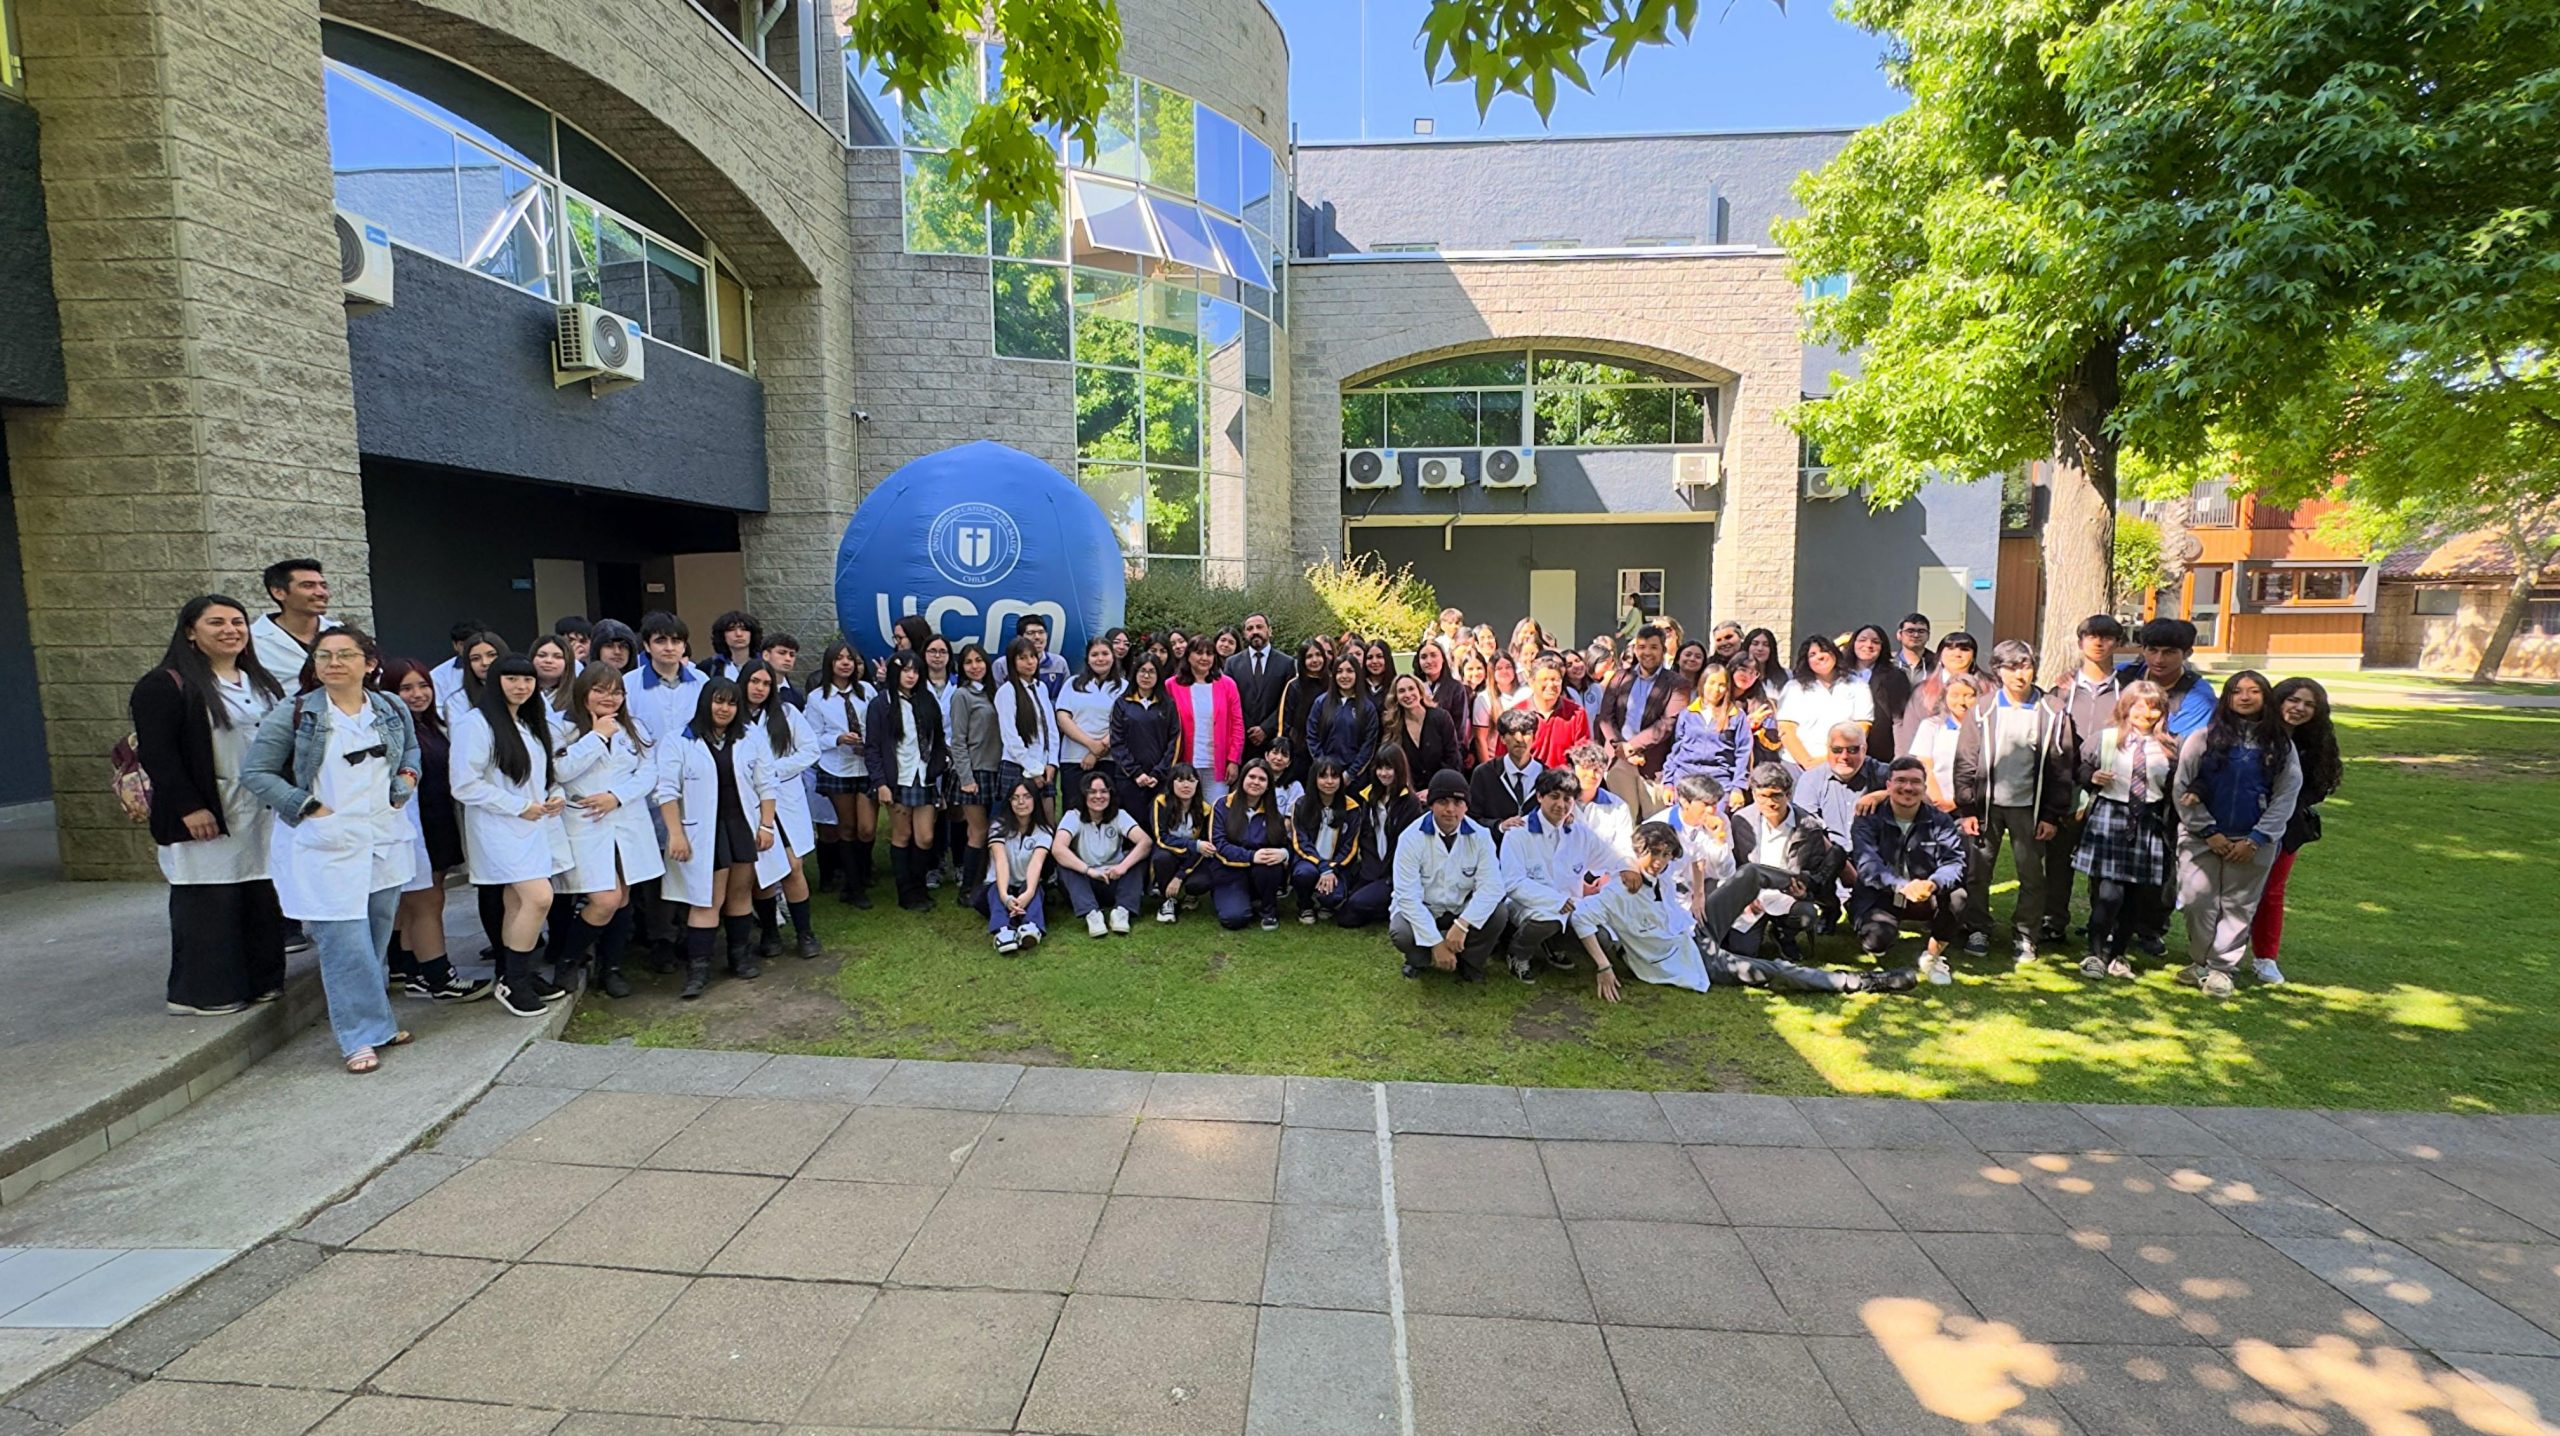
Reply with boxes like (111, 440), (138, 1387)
(1224, 611), (1290, 753)
(1594, 624), (1693, 819)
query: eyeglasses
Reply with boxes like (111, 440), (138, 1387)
(1828, 744), (1860, 754)
(313, 650), (365, 664)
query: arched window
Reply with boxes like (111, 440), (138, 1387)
(1340, 348), (1720, 450)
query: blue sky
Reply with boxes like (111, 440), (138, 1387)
(1264, 0), (1905, 142)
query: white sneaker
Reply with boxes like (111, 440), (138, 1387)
(1017, 924), (1043, 949)
(2251, 958), (2286, 986)
(995, 926), (1019, 954)
(1157, 899), (1179, 924)
(1923, 955), (1954, 986)
(1298, 909), (1317, 926)
(1108, 908), (1131, 935)
(2013, 940), (2038, 969)
(1086, 910), (1109, 939)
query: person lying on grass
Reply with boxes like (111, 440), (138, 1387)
(1570, 820), (1717, 1003)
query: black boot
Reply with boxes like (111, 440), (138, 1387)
(788, 897), (821, 959)
(680, 925), (713, 999)
(894, 846), (932, 913)
(723, 913), (762, 979)
(495, 947), (547, 1017)
(843, 840), (873, 908)
(960, 844), (990, 913)
(814, 838), (839, 897)
(754, 897), (782, 958)
(594, 908), (635, 999)
(549, 915), (601, 993)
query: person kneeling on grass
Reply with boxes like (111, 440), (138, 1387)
(1288, 758), (1366, 925)
(986, 777), (1053, 954)
(1054, 770), (1152, 938)
(1566, 821), (1710, 1002)
(1849, 756), (1971, 985)
(1499, 768), (1615, 983)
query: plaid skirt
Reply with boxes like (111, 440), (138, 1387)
(2073, 795), (2170, 887)
(814, 767), (867, 797)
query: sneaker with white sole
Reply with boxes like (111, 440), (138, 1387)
(166, 1000), (248, 1016)
(1922, 954), (1954, 986)
(2078, 953), (2108, 979)
(1259, 911), (1279, 931)
(1963, 931), (1990, 957)
(2251, 958), (2285, 986)
(995, 927), (1020, 954)
(494, 980), (548, 1018)
(1157, 899), (1179, 924)
(1086, 910), (1109, 939)
(1299, 909), (1317, 925)
(1017, 924), (1043, 949)
(2013, 940), (2038, 969)
(2179, 964), (2235, 998)
(1108, 908), (1131, 935)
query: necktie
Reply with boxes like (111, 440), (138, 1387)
(1510, 771), (1525, 807)
(2130, 740), (2151, 802)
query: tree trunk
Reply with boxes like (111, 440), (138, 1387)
(2470, 551), (2543, 683)
(2038, 339), (2124, 682)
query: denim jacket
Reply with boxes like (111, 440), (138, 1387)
(241, 688), (421, 825)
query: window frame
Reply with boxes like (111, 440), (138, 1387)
(2245, 564), (2367, 610)
(2411, 586), (2462, 618)
(1617, 569), (1666, 619)
(1344, 347), (1721, 452)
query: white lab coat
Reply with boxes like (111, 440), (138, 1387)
(1577, 868), (1712, 992)
(742, 704), (821, 857)
(654, 731), (789, 908)
(1390, 814), (1505, 947)
(1576, 789), (1637, 868)
(1498, 810), (1612, 924)
(549, 716), (667, 894)
(805, 683), (871, 779)
(248, 612), (338, 693)
(269, 701), (414, 922)
(448, 709), (572, 885)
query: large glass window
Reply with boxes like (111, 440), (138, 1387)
(1, 0), (23, 94)
(1343, 348), (1717, 451)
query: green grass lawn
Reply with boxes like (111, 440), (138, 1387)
(565, 701), (2560, 1112)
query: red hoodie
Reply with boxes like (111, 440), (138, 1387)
(1525, 696), (1590, 770)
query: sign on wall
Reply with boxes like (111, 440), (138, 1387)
(834, 440), (1127, 661)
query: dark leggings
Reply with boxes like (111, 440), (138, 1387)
(1335, 878), (1392, 928)
(2086, 876), (2136, 959)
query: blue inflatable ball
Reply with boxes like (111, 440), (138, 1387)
(835, 441), (1127, 664)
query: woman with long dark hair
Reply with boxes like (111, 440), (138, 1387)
(1054, 769), (1154, 938)
(241, 626), (419, 1072)
(1413, 639), (1469, 722)
(1168, 640), (1245, 807)
(947, 640), (1002, 894)
(1287, 758), (1362, 924)
(1360, 639), (1396, 707)
(2170, 670), (2302, 998)
(1276, 640), (1331, 775)
(807, 641), (877, 906)
(737, 659), (824, 960)
(527, 633), (573, 709)
(1057, 636), (1122, 794)
(1307, 653), (1380, 780)
(1145, 763), (1217, 923)
(1775, 635), (1872, 769)
(451, 631), (505, 719)
(1380, 673), (1462, 784)
(659, 677), (785, 996)
(1210, 759), (1290, 930)
(2248, 677), (2341, 986)
(133, 594), (290, 1015)
(549, 661), (665, 997)
(986, 776), (1053, 953)
(449, 653), (571, 1015)
(377, 657), (480, 1001)
(1109, 651), (1178, 817)
(996, 636), (1060, 803)
(1850, 625), (1914, 762)
(866, 651), (951, 911)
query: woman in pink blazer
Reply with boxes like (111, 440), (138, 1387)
(1167, 644), (1245, 806)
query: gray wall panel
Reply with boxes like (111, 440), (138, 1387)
(0, 99), (66, 407)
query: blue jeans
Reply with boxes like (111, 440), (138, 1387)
(313, 885), (402, 1057)
(989, 886), (1046, 938)
(1062, 866), (1142, 916)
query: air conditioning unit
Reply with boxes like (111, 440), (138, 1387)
(554, 302), (645, 389)
(1802, 467), (1856, 501)
(1414, 452), (1468, 490)
(1672, 451), (1721, 493)
(1342, 448), (1398, 491)
(1479, 446), (1537, 490)
(335, 209), (393, 309)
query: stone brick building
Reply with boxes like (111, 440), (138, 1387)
(0, 0), (1999, 875)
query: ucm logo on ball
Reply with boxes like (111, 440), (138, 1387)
(927, 502), (1022, 588)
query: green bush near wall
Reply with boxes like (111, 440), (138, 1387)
(1123, 557), (1438, 647)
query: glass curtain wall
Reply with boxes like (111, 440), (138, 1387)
(1339, 349), (1720, 452)
(895, 43), (1285, 583)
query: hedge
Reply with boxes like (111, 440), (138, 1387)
(1122, 556), (1438, 648)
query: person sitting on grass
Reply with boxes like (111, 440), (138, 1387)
(1498, 767), (1614, 983)
(1263, 737), (1305, 816)
(1566, 820), (1710, 1001)
(1054, 769), (1152, 939)
(1568, 740), (1636, 867)
(986, 776), (1053, 955)
(1211, 759), (1291, 931)
(1145, 763), (1217, 924)
(1339, 748), (1420, 929)
(1288, 758), (1364, 925)
(1850, 756), (1971, 985)
(1390, 769), (1510, 982)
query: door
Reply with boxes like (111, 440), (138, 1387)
(532, 558), (587, 637)
(1528, 569), (1577, 648)
(1915, 566), (1970, 639)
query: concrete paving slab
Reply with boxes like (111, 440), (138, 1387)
(2430, 1165), (2560, 1243)
(1385, 1082), (1527, 1137)
(1244, 1305), (1397, 1436)
(2180, 1106), (2391, 1162)
(496, 1040), (638, 1091)
(862, 1060), (1021, 1112)
(2072, 1104), (2240, 1157)
(305, 1396), (566, 1436)
(1523, 1088), (1673, 1142)
(1260, 1203), (1388, 1312)
(596, 1048), (772, 1097)
(795, 1287), (1058, 1430)
(1281, 1077), (1375, 1132)
(1114, 1119), (1279, 1202)
(2497, 1117), (2560, 1165)
(2151, 1153), (2357, 1241)
(952, 1113), (1134, 1193)
(2275, 1160), (2551, 1245)
(372, 1263), (688, 1408)
(799, 1106), (990, 1187)
(706, 1179), (939, 1284)
(1145, 1072), (1283, 1123)
(1840, 1149), (2065, 1234)
(728, 1054), (892, 1104)
(2409, 1238), (2560, 1340)
(2440, 1352), (2560, 1436)
(0, 1251), (229, 1329)
(1398, 1212), (1591, 1322)
(1918, 1232), (2203, 1346)
(1997, 1150), (2246, 1235)
(1276, 1127), (1379, 1209)
(1004, 1066), (1150, 1117)
(1737, 1227), (1977, 1338)
(643, 1099), (851, 1178)
(589, 1276), (874, 1423)
(1403, 1314), (1633, 1436)
(419, 1083), (577, 1159)
(2273, 1237), (2560, 1358)
(1933, 1100), (2111, 1154)
(1017, 1294), (1258, 1436)
(1076, 1195), (1270, 1303)
(1656, 1091), (1823, 1147)
(1687, 1145), (1895, 1230)
(283, 1152), (458, 1260)
(1607, 1326), (1858, 1436)
(1390, 1135), (1553, 1216)
(561, 1416), (775, 1436)
(59, 1378), (342, 1436)
(1538, 1141), (1717, 1223)
(84, 1239), (324, 1378)
(2042, 1344), (2306, 1436)
(0, 1252), (118, 1318)
(2324, 1111), (2555, 1169)
(347, 1158), (619, 1261)
(887, 1187), (1104, 1292)
(159, 1252), (497, 1389)
(1568, 1219), (1788, 1330)
(493, 1091), (713, 1168)
(1795, 1097), (1975, 1151)
(2097, 1231), (2412, 1347)
(527, 1169), (779, 1273)
(1804, 1331), (2089, 1436)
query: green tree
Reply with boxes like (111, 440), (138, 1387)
(846, 0), (1119, 218)
(2109, 514), (2163, 612)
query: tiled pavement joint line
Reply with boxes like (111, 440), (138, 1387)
(1371, 1081), (1417, 1436)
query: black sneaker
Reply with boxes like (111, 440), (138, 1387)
(729, 958), (763, 980)
(1543, 944), (1577, 971)
(1871, 968), (1921, 993)
(494, 980), (548, 1017)
(428, 976), (493, 1003)
(796, 932), (823, 960)
(599, 968), (634, 999)
(399, 975), (436, 998)
(2133, 932), (2168, 958)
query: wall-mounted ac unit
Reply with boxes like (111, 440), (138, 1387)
(1479, 446), (1536, 489)
(1414, 453), (1468, 490)
(335, 209), (393, 309)
(554, 302), (645, 390)
(1342, 448), (1398, 491)
(1672, 451), (1721, 493)
(1802, 467), (1855, 501)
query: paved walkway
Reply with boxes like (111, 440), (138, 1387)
(8, 1046), (2554, 1436)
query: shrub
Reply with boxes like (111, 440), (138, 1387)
(2112, 514), (2166, 608)
(1122, 556), (1438, 647)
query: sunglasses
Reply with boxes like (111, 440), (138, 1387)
(1828, 744), (1861, 753)
(342, 743), (387, 766)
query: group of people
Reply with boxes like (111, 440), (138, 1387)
(132, 558), (2346, 1074)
